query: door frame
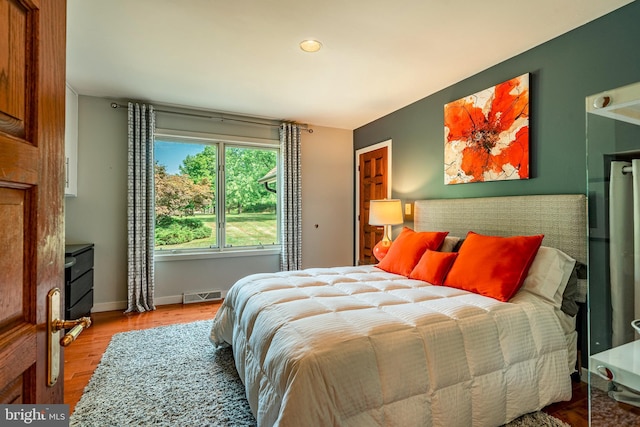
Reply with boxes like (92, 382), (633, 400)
(354, 139), (392, 262)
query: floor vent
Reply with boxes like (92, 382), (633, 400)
(183, 290), (222, 304)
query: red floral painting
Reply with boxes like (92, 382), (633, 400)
(444, 73), (529, 184)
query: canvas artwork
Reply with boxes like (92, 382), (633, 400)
(444, 73), (530, 184)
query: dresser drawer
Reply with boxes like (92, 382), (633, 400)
(66, 269), (93, 308)
(66, 246), (94, 282)
(65, 243), (94, 319)
(66, 288), (93, 319)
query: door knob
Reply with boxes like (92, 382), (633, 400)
(47, 288), (92, 386)
(52, 316), (92, 347)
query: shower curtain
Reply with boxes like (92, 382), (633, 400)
(609, 159), (640, 346)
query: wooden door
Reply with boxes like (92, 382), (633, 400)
(358, 146), (388, 265)
(0, 0), (66, 404)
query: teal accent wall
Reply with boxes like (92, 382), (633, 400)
(354, 1), (640, 360)
(354, 1), (640, 200)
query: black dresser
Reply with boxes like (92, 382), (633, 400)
(64, 243), (94, 319)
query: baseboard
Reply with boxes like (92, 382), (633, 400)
(154, 295), (184, 306)
(91, 292), (226, 313)
(92, 301), (127, 313)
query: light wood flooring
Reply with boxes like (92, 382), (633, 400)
(64, 302), (638, 426)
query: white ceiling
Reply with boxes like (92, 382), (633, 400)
(66, 0), (633, 130)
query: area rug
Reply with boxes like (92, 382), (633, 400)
(590, 386), (640, 426)
(70, 320), (570, 427)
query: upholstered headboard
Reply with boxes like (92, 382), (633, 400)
(414, 194), (587, 265)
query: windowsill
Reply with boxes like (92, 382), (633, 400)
(154, 247), (281, 262)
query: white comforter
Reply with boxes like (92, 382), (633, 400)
(210, 266), (571, 427)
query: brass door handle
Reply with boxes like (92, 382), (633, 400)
(52, 317), (92, 346)
(47, 288), (92, 386)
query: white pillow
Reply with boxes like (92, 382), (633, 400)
(521, 246), (576, 307)
(440, 236), (461, 252)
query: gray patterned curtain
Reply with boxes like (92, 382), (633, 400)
(126, 102), (156, 313)
(280, 123), (302, 271)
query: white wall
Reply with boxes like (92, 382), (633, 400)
(301, 126), (354, 268)
(65, 96), (129, 310)
(64, 95), (354, 311)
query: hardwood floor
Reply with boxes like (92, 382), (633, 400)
(64, 302), (639, 426)
(544, 380), (589, 426)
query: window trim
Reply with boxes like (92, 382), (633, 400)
(154, 128), (280, 255)
(155, 129), (280, 148)
(154, 246), (281, 262)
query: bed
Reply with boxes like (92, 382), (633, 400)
(210, 194), (587, 427)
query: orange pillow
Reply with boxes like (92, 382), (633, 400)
(409, 250), (458, 285)
(377, 227), (449, 276)
(443, 231), (544, 301)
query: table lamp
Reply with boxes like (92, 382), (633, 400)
(369, 199), (403, 261)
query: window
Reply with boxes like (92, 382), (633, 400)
(154, 135), (279, 253)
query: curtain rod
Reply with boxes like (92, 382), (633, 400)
(110, 102), (312, 132)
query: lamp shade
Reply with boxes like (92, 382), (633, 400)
(369, 199), (403, 226)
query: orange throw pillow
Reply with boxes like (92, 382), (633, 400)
(409, 250), (458, 285)
(443, 231), (544, 301)
(377, 227), (449, 277)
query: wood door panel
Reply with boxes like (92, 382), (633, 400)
(358, 146), (388, 264)
(0, 157), (35, 406)
(0, 0), (66, 405)
(0, 0), (29, 139)
(0, 188), (25, 323)
(0, 323), (36, 400)
(373, 157), (385, 177)
(0, 138), (38, 185)
(0, 377), (22, 404)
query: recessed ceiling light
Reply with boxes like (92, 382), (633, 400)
(299, 39), (322, 53)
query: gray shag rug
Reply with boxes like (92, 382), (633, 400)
(70, 320), (570, 427)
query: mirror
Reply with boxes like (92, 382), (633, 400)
(586, 81), (640, 424)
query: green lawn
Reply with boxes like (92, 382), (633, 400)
(155, 212), (277, 250)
